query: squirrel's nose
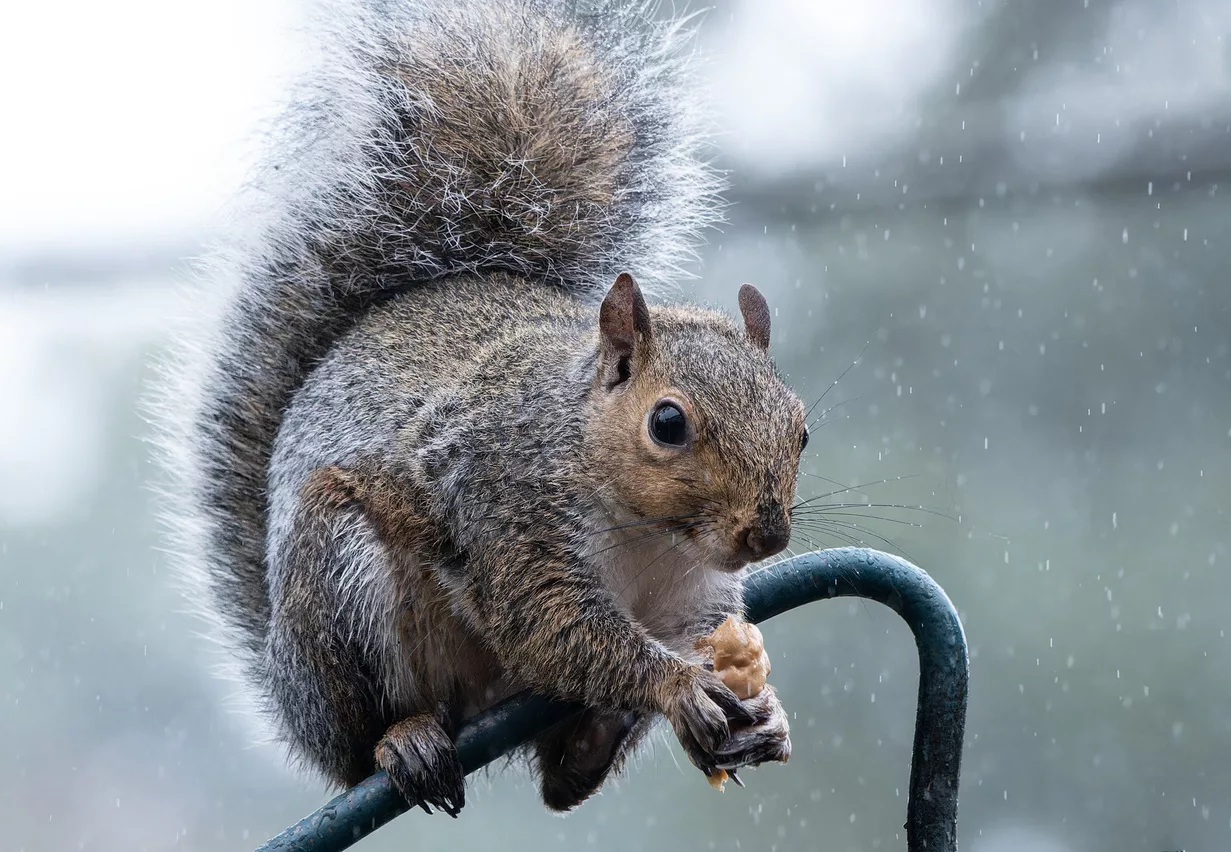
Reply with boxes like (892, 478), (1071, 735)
(741, 522), (790, 562)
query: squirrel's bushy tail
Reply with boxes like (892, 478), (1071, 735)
(155, 0), (723, 682)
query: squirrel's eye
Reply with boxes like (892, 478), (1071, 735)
(801, 425), (810, 452)
(650, 403), (687, 447)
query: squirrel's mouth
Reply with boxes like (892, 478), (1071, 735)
(710, 525), (792, 573)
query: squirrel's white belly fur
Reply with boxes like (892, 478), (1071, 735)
(587, 518), (742, 661)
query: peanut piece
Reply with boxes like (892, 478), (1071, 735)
(695, 615), (772, 791)
(695, 614), (770, 701)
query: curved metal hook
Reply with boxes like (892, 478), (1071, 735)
(256, 547), (968, 851)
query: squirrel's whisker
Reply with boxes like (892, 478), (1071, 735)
(792, 501), (956, 522)
(590, 512), (705, 536)
(795, 510), (923, 528)
(792, 518), (912, 560)
(582, 519), (706, 562)
(804, 339), (870, 419)
(807, 394), (870, 431)
(791, 475), (924, 510)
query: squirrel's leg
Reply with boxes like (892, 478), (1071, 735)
(534, 709), (651, 811)
(266, 466), (466, 813)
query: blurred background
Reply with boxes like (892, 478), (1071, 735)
(2, 0), (1229, 849)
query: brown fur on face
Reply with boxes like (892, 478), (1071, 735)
(586, 282), (806, 572)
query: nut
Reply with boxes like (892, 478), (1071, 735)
(695, 614), (770, 701)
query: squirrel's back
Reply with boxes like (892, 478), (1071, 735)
(154, 0), (724, 678)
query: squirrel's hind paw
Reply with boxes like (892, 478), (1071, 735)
(536, 709), (645, 812)
(375, 713), (466, 818)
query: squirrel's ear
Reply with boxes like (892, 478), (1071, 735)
(598, 272), (652, 389)
(738, 283), (771, 351)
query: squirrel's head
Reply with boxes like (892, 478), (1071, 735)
(587, 273), (807, 573)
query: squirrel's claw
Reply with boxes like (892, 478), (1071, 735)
(705, 679), (758, 728)
(714, 727), (792, 770)
(712, 685), (792, 770)
(375, 714), (466, 818)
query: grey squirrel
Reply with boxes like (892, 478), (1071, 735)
(157, 0), (805, 815)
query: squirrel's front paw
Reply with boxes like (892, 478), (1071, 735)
(375, 713), (466, 818)
(663, 665), (758, 775)
(714, 684), (792, 770)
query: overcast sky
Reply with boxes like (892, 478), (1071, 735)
(1, 0), (1228, 254)
(0, 0), (974, 254)
(0, 0), (303, 253)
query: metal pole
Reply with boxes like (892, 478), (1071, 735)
(742, 548), (968, 851)
(256, 547), (968, 851)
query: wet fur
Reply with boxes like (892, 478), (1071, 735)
(153, 0), (796, 813)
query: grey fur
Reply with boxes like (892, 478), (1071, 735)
(152, 0), (798, 811)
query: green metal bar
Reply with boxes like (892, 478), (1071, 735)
(256, 547), (968, 851)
